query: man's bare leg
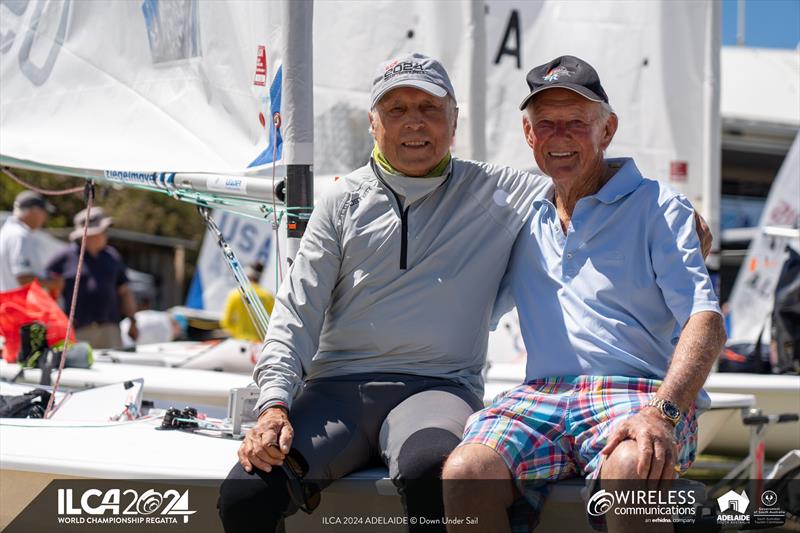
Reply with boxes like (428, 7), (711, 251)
(441, 444), (516, 533)
(601, 440), (674, 533)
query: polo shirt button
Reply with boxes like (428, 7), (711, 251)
(566, 252), (574, 259)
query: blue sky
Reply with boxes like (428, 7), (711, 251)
(722, 0), (800, 49)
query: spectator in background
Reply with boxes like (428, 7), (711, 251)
(46, 208), (138, 349)
(220, 262), (274, 342)
(121, 310), (182, 348)
(0, 190), (63, 294)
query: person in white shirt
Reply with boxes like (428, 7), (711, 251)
(0, 190), (63, 294)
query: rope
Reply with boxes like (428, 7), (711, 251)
(2, 167), (84, 195)
(271, 112), (284, 284)
(43, 182), (95, 419)
(198, 206), (271, 340)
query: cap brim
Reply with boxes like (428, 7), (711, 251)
(371, 80), (448, 109)
(518, 84), (605, 110)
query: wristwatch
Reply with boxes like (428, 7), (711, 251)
(645, 398), (682, 427)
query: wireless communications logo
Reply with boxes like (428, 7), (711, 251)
(57, 488), (196, 525)
(585, 487), (697, 524)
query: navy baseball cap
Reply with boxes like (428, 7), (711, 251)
(370, 53), (456, 109)
(13, 190), (55, 213)
(519, 55), (609, 110)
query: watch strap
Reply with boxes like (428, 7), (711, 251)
(645, 398), (681, 426)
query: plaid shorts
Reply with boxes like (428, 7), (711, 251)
(460, 375), (698, 530)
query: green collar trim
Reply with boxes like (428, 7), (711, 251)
(372, 145), (451, 178)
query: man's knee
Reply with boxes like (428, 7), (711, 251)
(218, 462), (290, 527)
(395, 428), (461, 481)
(600, 440), (642, 479)
(442, 443), (511, 481)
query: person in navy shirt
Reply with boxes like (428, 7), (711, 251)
(46, 208), (138, 349)
(443, 56), (727, 533)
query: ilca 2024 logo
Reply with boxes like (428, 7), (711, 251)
(57, 488), (196, 525)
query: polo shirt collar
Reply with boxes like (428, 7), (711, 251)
(592, 158), (642, 204)
(532, 157), (642, 210)
(532, 184), (556, 210)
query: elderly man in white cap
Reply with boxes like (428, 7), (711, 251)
(0, 190), (62, 293)
(218, 52), (551, 533)
(45, 207), (138, 348)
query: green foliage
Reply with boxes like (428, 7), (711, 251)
(1, 169), (205, 241)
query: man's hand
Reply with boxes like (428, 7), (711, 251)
(693, 211), (712, 260)
(238, 406), (294, 473)
(601, 408), (678, 483)
(127, 318), (139, 341)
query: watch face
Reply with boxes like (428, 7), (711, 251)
(663, 402), (681, 420)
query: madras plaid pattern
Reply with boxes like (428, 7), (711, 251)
(460, 375), (698, 530)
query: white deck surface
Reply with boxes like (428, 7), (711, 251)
(0, 360), (253, 407)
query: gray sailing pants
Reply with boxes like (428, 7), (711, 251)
(219, 373), (483, 532)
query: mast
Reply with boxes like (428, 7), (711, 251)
(703, 0), (723, 275)
(280, 0), (314, 264)
(463, 0), (487, 161)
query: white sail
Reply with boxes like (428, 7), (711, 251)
(191, 0), (488, 311)
(2, 1), (720, 316)
(312, 0), (487, 173)
(727, 132), (800, 343)
(0, 0), (295, 176)
(0, 0), (316, 311)
(1, 0), (720, 212)
(483, 0), (721, 259)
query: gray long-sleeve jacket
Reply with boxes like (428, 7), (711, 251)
(254, 158), (549, 412)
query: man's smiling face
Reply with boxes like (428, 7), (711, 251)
(369, 87), (457, 177)
(523, 88), (616, 184)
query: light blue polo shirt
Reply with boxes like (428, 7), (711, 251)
(503, 158), (721, 407)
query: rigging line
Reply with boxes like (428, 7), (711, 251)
(197, 206), (270, 341)
(43, 181), (95, 419)
(2, 167), (84, 195)
(199, 206), (270, 339)
(271, 112), (284, 284)
(168, 191), (280, 220)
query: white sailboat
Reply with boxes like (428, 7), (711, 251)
(2, 2), (310, 527)
(700, 131), (800, 457)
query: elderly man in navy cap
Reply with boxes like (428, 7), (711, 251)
(0, 190), (62, 293)
(442, 56), (726, 533)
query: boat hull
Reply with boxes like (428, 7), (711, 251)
(702, 373), (800, 457)
(0, 360), (253, 407)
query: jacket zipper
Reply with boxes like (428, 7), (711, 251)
(368, 159), (412, 270)
(400, 206), (409, 270)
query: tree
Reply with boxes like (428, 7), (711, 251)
(2, 169), (204, 241)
